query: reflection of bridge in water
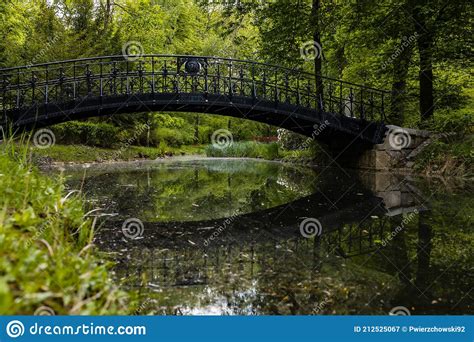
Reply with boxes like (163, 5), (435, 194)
(97, 172), (427, 291)
(114, 217), (398, 289)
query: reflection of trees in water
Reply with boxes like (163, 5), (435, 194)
(65, 161), (316, 222)
(115, 217), (398, 315)
(355, 205), (473, 315)
(65, 162), (472, 314)
(115, 203), (473, 315)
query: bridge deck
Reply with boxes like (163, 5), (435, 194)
(0, 55), (389, 144)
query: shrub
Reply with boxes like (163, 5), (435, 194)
(205, 141), (280, 159)
(154, 127), (195, 147)
(277, 129), (309, 150)
(428, 108), (473, 135)
(51, 121), (121, 148)
(414, 135), (473, 176)
(154, 113), (187, 128)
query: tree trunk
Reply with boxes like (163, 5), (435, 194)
(415, 211), (432, 290)
(311, 0), (324, 110)
(412, 4), (435, 123)
(194, 113), (199, 143)
(390, 40), (413, 126)
(417, 35), (434, 122)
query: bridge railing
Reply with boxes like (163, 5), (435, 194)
(0, 55), (390, 125)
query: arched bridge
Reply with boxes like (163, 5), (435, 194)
(0, 55), (389, 145)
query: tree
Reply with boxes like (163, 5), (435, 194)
(310, 0), (324, 108)
(409, 0), (472, 124)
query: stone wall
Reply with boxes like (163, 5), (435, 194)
(357, 171), (427, 214)
(350, 125), (434, 171)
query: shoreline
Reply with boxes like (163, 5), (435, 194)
(38, 153), (469, 183)
(31, 142), (472, 179)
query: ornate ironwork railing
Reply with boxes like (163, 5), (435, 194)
(0, 54), (390, 124)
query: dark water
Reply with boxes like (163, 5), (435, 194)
(61, 158), (473, 315)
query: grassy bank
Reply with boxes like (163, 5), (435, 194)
(0, 139), (131, 314)
(205, 141), (280, 159)
(32, 142), (284, 164)
(32, 143), (206, 164)
(414, 135), (473, 177)
(205, 141), (323, 165)
(31, 141), (325, 166)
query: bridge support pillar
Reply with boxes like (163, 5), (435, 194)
(334, 126), (433, 172)
(357, 171), (427, 214)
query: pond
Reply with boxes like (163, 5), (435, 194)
(59, 158), (473, 315)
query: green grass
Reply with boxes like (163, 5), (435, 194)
(31, 143), (206, 163)
(0, 138), (132, 314)
(414, 135), (473, 177)
(205, 141), (280, 159)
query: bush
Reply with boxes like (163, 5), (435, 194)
(153, 127), (195, 147)
(205, 141), (280, 159)
(154, 113), (187, 128)
(277, 129), (310, 150)
(414, 135), (473, 176)
(428, 108), (473, 135)
(51, 121), (121, 148)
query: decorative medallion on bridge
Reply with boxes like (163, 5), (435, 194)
(184, 58), (202, 75)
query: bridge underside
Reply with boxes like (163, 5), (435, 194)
(4, 93), (386, 147)
(1, 55), (391, 151)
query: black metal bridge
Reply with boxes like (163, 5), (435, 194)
(0, 55), (389, 144)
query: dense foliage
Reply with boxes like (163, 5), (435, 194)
(1, 0), (471, 140)
(0, 139), (131, 314)
(0, 0), (471, 316)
